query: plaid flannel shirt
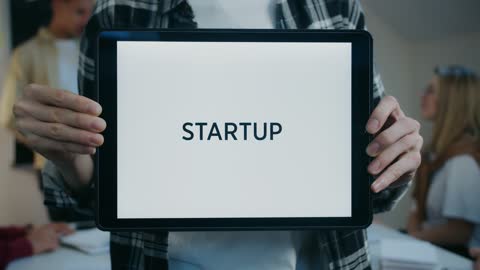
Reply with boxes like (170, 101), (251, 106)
(42, 0), (410, 269)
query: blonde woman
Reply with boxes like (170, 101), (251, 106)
(407, 66), (480, 257)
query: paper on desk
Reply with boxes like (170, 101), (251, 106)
(61, 228), (110, 255)
(379, 239), (438, 270)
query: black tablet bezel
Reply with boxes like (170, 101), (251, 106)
(96, 29), (373, 231)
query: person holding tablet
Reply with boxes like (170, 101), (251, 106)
(407, 66), (480, 258)
(12, 0), (423, 269)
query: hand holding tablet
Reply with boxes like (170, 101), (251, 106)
(12, 84), (105, 189)
(365, 96), (422, 193)
(14, 84), (104, 156)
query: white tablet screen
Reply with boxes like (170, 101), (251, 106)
(117, 41), (351, 219)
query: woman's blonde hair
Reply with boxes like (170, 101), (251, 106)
(430, 68), (480, 155)
(414, 66), (480, 221)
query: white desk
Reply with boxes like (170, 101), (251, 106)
(6, 247), (110, 270)
(7, 224), (474, 270)
(5, 248), (199, 270)
(367, 223), (473, 270)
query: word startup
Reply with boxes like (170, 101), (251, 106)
(182, 122), (283, 141)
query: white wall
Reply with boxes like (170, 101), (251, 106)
(0, 0), (49, 226)
(0, 0), (11, 96)
(0, 0), (11, 224)
(363, 4), (480, 229)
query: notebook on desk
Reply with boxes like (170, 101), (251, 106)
(379, 239), (438, 270)
(60, 228), (110, 255)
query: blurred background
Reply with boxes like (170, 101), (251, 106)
(1, 0), (479, 230)
(360, 0), (480, 229)
(1, 0), (55, 226)
(0, 0), (479, 269)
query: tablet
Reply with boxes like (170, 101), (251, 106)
(97, 29), (373, 231)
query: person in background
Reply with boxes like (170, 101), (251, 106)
(13, 0), (423, 269)
(407, 66), (480, 258)
(0, 0), (93, 221)
(0, 223), (73, 270)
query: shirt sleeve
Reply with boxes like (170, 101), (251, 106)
(343, 0), (409, 214)
(0, 227), (27, 241)
(0, 236), (33, 270)
(42, 160), (95, 220)
(343, 0), (385, 99)
(441, 155), (480, 224)
(42, 161), (80, 208)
